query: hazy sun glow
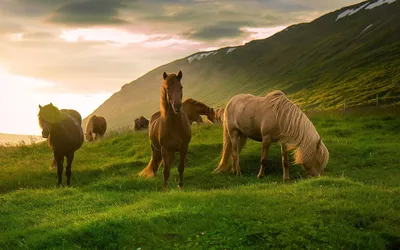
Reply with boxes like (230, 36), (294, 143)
(242, 26), (288, 40)
(60, 28), (152, 44)
(0, 68), (112, 135)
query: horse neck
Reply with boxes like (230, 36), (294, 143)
(194, 103), (210, 115)
(160, 86), (179, 122)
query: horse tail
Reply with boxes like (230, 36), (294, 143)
(213, 118), (232, 173)
(138, 145), (161, 178)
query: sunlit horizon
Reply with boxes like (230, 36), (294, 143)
(0, 67), (113, 135)
(0, 25), (290, 136)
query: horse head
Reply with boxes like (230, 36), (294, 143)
(38, 103), (60, 138)
(207, 108), (216, 123)
(302, 138), (329, 177)
(163, 71), (183, 114)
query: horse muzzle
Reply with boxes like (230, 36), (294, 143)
(173, 104), (182, 114)
(42, 131), (49, 138)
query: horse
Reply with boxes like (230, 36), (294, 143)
(85, 115), (107, 141)
(38, 103), (84, 186)
(192, 115), (204, 124)
(213, 90), (329, 181)
(214, 108), (225, 123)
(134, 116), (150, 131)
(182, 98), (215, 124)
(49, 109), (82, 169)
(138, 70), (191, 190)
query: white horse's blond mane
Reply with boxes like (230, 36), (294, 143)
(267, 90), (328, 167)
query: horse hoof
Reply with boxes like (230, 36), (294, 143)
(257, 174), (264, 179)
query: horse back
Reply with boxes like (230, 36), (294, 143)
(93, 116), (107, 134)
(61, 109), (82, 125)
(49, 115), (84, 153)
(225, 94), (278, 141)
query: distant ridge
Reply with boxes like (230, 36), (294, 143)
(83, 0), (400, 129)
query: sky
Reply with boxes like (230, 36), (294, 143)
(0, 0), (361, 135)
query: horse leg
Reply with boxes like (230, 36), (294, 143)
(230, 129), (241, 175)
(66, 152), (75, 186)
(54, 152), (64, 186)
(161, 147), (174, 191)
(281, 144), (290, 182)
(151, 145), (162, 176)
(49, 157), (56, 169)
(238, 135), (248, 154)
(257, 135), (272, 179)
(178, 145), (188, 189)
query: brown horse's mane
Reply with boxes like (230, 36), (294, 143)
(183, 98), (214, 113)
(267, 90), (328, 167)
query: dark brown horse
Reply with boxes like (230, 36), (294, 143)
(182, 98), (215, 124)
(85, 115), (107, 141)
(49, 109), (82, 169)
(138, 70), (191, 190)
(134, 116), (150, 131)
(38, 103), (84, 186)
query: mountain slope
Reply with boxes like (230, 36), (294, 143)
(85, 0), (400, 129)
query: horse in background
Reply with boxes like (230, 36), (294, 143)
(138, 70), (191, 190)
(134, 116), (150, 131)
(182, 98), (215, 124)
(214, 108), (225, 123)
(38, 103), (84, 186)
(192, 115), (204, 124)
(85, 115), (107, 141)
(213, 91), (329, 181)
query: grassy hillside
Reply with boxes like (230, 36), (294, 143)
(1, 110), (399, 249)
(84, 0), (400, 129)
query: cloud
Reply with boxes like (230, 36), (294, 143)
(0, 0), (362, 95)
(187, 22), (248, 41)
(0, 21), (25, 35)
(47, 0), (129, 26)
(21, 31), (55, 40)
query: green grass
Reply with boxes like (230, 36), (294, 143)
(1, 111), (400, 249)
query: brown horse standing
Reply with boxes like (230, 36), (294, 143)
(85, 115), (107, 141)
(38, 103), (84, 186)
(182, 98), (215, 124)
(134, 116), (150, 131)
(138, 70), (191, 190)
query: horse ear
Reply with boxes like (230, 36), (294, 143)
(50, 102), (53, 106)
(316, 138), (322, 149)
(163, 72), (168, 80)
(177, 70), (182, 81)
(39, 104), (42, 109)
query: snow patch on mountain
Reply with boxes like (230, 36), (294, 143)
(336, 0), (396, 21)
(188, 51), (217, 63)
